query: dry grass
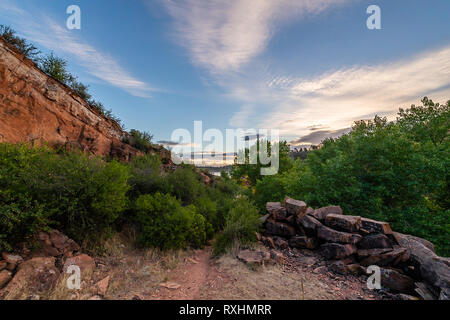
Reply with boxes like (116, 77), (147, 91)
(41, 275), (94, 300)
(202, 254), (308, 300)
(37, 231), (191, 300)
(101, 245), (189, 299)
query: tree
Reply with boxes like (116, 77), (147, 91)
(39, 52), (70, 83)
(0, 25), (40, 61)
(284, 99), (449, 256)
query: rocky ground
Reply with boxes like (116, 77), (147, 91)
(0, 198), (448, 300)
(0, 235), (385, 300)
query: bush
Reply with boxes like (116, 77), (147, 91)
(128, 154), (165, 198)
(0, 193), (47, 252)
(213, 196), (261, 256)
(135, 193), (208, 250)
(123, 129), (154, 153)
(165, 165), (205, 205)
(254, 174), (290, 211)
(39, 52), (71, 83)
(0, 25), (40, 61)
(284, 99), (450, 256)
(0, 144), (130, 244)
(193, 196), (218, 238)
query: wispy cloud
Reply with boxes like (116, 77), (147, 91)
(161, 0), (450, 146)
(256, 45), (450, 140)
(162, 0), (352, 73)
(0, 2), (155, 98)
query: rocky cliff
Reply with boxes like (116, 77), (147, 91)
(0, 36), (141, 161)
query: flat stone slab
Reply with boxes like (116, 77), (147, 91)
(360, 217), (392, 234)
(321, 243), (357, 260)
(265, 219), (296, 237)
(317, 225), (362, 244)
(325, 214), (362, 233)
(284, 198), (307, 218)
(312, 206), (343, 221)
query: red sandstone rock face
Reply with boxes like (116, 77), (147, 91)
(0, 37), (142, 161)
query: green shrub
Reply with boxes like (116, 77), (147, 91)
(135, 193), (208, 250)
(193, 196), (218, 238)
(213, 196), (261, 256)
(0, 143), (130, 244)
(39, 52), (71, 83)
(0, 25), (40, 61)
(128, 154), (165, 198)
(254, 174), (290, 211)
(284, 99), (450, 256)
(165, 165), (205, 205)
(122, 129), (154, 153)
(0, 193), (47, 252)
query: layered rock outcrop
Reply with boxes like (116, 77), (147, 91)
(0, 36), (141, 161)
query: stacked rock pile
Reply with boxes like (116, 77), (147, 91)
(258, 198), (449, 300)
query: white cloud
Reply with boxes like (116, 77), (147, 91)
(1, 2), (155, 98)
(162, 0), (352, 73)
(233, 46), (450, 141)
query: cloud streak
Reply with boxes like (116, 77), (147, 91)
(162, 0), (352, 73)
(1, 1), (155, 98)
(257, 45), (450, 140)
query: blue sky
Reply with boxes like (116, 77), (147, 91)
(1, 0), (449, 160)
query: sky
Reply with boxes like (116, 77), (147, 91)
(1, 0), (449, 164)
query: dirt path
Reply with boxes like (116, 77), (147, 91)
(156, 247), (214, 300)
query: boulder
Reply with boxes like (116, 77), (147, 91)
(1, 253), (23, 265)
(237, 250), (270, 265)
(358, 247), (409, 267)
(265, 219), (296, 238)
(358, 234), (393, 249)
(325, 214), (362, 233)
(380, 268), (416, 294)
(289, 236), (318, 250)
(317, 225), (362, 244)
(360, 217), (392, 235)
(95, 276), (110, 296)
(393, 293), (420, 300)
(346, 263), (363, 275)
(266, 202), (288, 221)
(262, 236), (276, 249)
(321, 243), (357, 260)
(297, 215), (323, 236)
(0, 270), (12, 289)
(34, 230), (80, 257)
(284, 198), (307, 218)
(285, 215), (296, 225)
(63, 254), (95, 275)
(328, 260), (348, 275)
(269, 250), (285, 264)
(414, 282), (437, 300)
(393, 232), (450, 298)
(0, 257), (60, 297)
(274, 237), (289, 250)
(439, 288), (450, 300)
(392, 232), (435, 253)
(49, 230), (80, 254)
(0, 261), (6, 271)
(312, 206), (342, 221)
